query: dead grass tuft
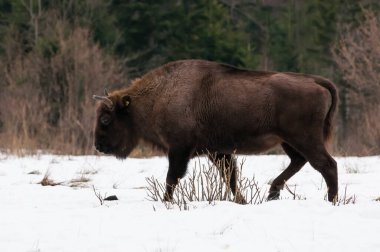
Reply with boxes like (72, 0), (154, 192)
(28, 170), (42, 175)
(78, 169), (98, 175)
(330, 185), (357, 206)
(39, 170), (62, 186)
(69, 175), (91, 188)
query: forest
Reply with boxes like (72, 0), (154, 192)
(0, 0), (379, 155)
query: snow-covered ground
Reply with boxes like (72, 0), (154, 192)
(1, 153), (380, 252)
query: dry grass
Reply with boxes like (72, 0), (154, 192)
(69, 175), (91, 188)
(28, 170), (42, 175)
(330, 185), (357, 206)
(345, 165), (361, 174)
(78, 169), (98, 175)
(38, 169), (92, 188)
(39, 170), (62, 186)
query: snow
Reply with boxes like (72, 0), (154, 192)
(1, 153), (380, 252)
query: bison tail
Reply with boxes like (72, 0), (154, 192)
(316, 78), (339, 144)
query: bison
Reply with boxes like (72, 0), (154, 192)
(93, 59), (338, 203)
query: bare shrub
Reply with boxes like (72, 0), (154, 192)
(92, 185), (118, 205)
(332, 10), (380, 154)
(92, 185), (105, 205)
(146, 156), (266, 210)
(284, 183), (306, 201)
(0, 11), (128, 154)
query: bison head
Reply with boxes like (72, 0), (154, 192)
(93, 89), (138, 159)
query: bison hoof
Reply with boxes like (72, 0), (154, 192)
(234, 193), (247, 205)
(163, 192), (173, 202)
(328, 193), (338, 203)
(267, 191), (280, 201)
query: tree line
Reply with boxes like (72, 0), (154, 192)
(0, 0), (379, 155)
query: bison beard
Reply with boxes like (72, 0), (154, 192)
(93, 59), (339, 203)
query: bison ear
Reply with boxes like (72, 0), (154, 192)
(119, 95), (131, 111)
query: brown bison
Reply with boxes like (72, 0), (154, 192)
(93, 59), (338, 203)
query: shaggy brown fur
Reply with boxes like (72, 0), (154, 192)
(93, 59), (338, 202)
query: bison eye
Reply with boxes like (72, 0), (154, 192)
(100, 114), (111, 126)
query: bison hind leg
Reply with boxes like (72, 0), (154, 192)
(302, 147), (338, 202)
(208, 152), (247, 204)
(275, 140), (338, 202)
(267, 143), (307, 201)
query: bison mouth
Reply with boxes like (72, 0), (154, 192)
(114, 146), (133, 159)
(95, 137), (137, 159)
(96, 146), (130, 159)
(95, 138), (133, 158)
(96, 147), (130, 159)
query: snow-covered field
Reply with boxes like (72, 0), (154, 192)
(1, 153), (380, 252)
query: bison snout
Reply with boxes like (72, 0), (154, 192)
(95, 141), (111, 154)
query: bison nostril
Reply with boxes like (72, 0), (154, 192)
(95, 143), (105, 152)
(95, 142), (112, 154)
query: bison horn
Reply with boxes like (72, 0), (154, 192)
(92, 95), (114, 110)
(104, 88), (109, 96)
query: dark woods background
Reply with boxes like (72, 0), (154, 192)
(0, 0), (379, 155)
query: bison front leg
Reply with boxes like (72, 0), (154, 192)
(164, 147), (192, 201)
